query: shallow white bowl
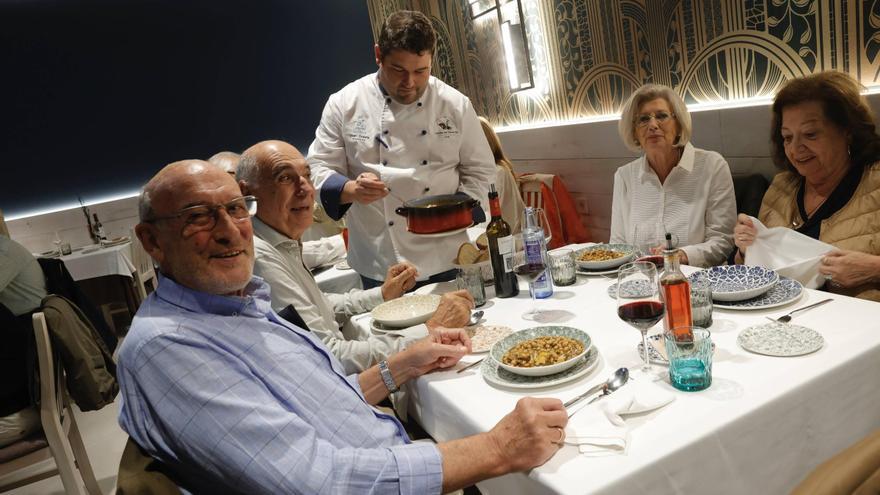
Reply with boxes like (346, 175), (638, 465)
(370, 294), (441, 328)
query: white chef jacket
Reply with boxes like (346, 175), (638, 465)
(307, 73), (495, 281)
(251, 218), (426, 374)
(609, 143), (736, 267)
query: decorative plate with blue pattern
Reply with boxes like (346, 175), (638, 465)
(712, 276), (803, 310)
(702, 265), (779, 301)
(606, 280), (657, 299)
(490, 326), (592, 376)
(738, 322), (824, 357)
(574, 243), (637, 270)
(481, 345), (600, 389)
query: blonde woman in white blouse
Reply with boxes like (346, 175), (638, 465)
(610, 84), (736, 267)
(479, 116), (525, 234)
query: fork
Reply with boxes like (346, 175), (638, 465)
(766, 298), (833, 323)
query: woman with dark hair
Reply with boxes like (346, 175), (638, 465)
(734, 71), (880, 301)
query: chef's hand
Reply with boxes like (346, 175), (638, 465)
(341, 172), (388, 204)
(426, 290), (474, 331)
(733, 213), (757, 262)
(819, 250), (880, 288)
(381, 262), (418, 300)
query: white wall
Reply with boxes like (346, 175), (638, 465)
(6, 196), (139, 253)
(498, 94), (880, 242)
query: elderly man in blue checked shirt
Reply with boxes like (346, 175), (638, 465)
(117, 160), (568, 494)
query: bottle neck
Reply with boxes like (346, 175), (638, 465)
(489, 196), (502, 219)
(663, 249), (680, 272)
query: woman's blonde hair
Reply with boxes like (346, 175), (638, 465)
(478, 116), (516, 175)
(617, 84), (691, 152)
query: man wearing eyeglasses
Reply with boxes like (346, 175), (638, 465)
(237, 140), (474, 374)
(119, 160), (567, 493)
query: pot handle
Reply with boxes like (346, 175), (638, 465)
(395, 206), (409, 217)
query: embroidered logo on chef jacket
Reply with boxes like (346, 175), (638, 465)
(346, 116), (371, 143)
(434, 117), (459, 138)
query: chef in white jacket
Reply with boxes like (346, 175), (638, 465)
(307, 10), (495, 289)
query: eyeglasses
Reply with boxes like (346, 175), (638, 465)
(146, 196), (257, 233)
(636, 111), (674, 128)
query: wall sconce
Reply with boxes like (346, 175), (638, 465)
(469, 0), (534, 92)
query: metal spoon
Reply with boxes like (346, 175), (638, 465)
(467, 310), (484, 326)
(564, 367), (629, 413)
(766, 298), (833, 324)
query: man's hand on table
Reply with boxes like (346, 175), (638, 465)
(391, 328), (471, 379)
(341, 172), (387, 204)
(426, 290), (474, 331)
(381, 262), (418, 300)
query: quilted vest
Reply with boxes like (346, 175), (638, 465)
(758, 163), (880, 301)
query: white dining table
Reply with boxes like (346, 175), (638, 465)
(351, 251), (880, 494)
(58, 242), (136, 281)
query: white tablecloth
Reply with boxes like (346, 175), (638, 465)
(352, 260), (880, 494)
(313, 264), (362, 294)
(60, 242), (136, 281)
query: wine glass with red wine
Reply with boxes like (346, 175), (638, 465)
(616, 261), (664, 375)
(512, 250), (546, 320)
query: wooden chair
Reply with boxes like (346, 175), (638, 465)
(0, 313), (101, 494)
(129, 228), (157, 304)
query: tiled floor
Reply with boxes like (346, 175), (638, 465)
(3, 398), (127, 494)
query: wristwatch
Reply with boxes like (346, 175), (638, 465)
(378, 360), (399, 393)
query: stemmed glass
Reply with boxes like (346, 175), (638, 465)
(633, 224), (677, 267)
(522, 207), (553, 246)
(512, 249), (546, 320)
(616, 261), (665, 376)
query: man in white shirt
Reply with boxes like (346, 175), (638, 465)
(238, 140), (474, 373)
(307, 10), (495, 289)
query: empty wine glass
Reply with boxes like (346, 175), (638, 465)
(616, 261), (664, 376)
(522, 207), (553, 246)
(512, 249), (546, 320)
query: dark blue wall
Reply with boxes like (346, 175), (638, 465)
(0, 0), (376, 216)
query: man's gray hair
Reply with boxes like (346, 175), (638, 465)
(617, 84), (692, 152)
(235, 152), (261, 187)
(138, 188), (153, 222)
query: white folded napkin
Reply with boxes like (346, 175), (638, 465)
(564, 380), (674, 456)
(743, 216), (835, 289)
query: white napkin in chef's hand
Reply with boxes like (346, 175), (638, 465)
(743, 216), (835, 289)
(564, 380), (674, 456)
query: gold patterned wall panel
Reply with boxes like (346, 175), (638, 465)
(366, 0), (880, 128)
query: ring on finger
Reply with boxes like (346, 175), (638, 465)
(554, 427), (565, 445)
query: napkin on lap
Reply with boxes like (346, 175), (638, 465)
(564, 380), (674, 456)
(743, 216), (835, 289)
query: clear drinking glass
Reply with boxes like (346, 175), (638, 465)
(549, 248), (576, 286)
(512, 249), (546, 320)
(456, 267), (486, 307)
(616, 261), (664, 376)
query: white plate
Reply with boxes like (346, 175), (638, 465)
(737, 322), (824, 357)
(637, 333), (716, 365)
(576, 266), (621, 277)
(490, 326), (592, 376)
(370, 294), (441, 328)
(409, 223), (475, 238)
(574, 243), (636, 270)
(712, 277), (803, 310)
(101, 236), (130, 247)
(370, 319), (407, 334)
(468, 324), (514, 353)
(482, 346), (600, 389)
(414, 281), (459, 296)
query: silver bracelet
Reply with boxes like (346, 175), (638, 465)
(378, 360), (399, 393)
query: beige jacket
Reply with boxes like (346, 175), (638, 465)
(758, 163), (880, 301)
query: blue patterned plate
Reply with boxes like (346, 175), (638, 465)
(702, 265), (779, 302)
(490, 326), (592, 376)
(607, 280), (656, 299)
(712, 276), (803, 310)
(738, 322), (824, 357)
(482, 346), (600, 389)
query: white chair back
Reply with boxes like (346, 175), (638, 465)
(0, 313), (101, 494)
